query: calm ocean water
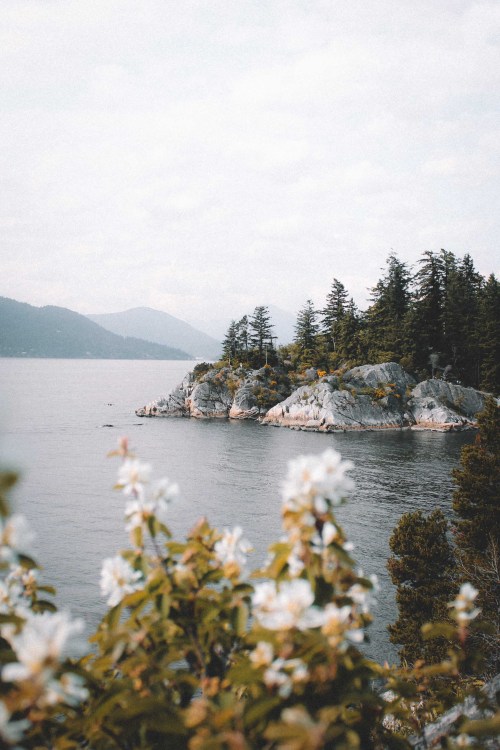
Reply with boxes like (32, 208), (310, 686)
(0, 359), (472, 663)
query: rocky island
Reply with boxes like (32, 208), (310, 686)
(136, 361), (493, 432)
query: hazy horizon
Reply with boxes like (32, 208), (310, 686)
(1, 1), (499, 321)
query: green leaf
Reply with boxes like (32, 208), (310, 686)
(244, 696), (282, 727)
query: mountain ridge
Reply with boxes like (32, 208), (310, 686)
(0, 297), (193, 360)
(87, 307), (221, 360)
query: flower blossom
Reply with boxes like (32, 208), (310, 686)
(321, 603), (364, 649)
(214, 526), (252, 570)
(249, 641), (274, 668)
(100, 555), (143, 606)
(124, 476), (178, 533)
(116, 459), (152, 497)
(449, 582), (481, 624)
(281, 449), (354, 516)
(263, 657), (308, 697)
(0, 701), (30, 744)
(348, 574), (379, 614)
(0, 515), (36, 561)
(2, 611), (84, 685)
(252, 579), (324, 631)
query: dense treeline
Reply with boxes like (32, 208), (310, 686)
(388, 398), (500, 674)
(221, 250), (499, 392)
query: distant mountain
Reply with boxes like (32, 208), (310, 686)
(0, 297), (192, 359)
(87, 307), (221, 360)
(188, 304), (296, 346)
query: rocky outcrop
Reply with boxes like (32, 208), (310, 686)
(136, 369), (233, 419)
(409, 674), (499, 749)
(136, 366), (289, 420)
(136, 362), (493, 431)
(407, 380), (490, 429)
(228, 380), (260, 419)
(343, 362), (416, 395)
(262, 379), (407, 431)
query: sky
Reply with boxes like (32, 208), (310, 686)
(1, 0), (499, 324)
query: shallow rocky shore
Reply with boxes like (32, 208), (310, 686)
(136, 362), (493, 432)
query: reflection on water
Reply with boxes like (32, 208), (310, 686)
(0, 359), (473, 663)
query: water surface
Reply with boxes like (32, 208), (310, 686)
(0, 359), (472, 663)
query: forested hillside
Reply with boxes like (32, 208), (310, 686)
(0, 297), (192, 359)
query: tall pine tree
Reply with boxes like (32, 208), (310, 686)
(294, 300), (319, 362)
(478, 274), (500, 393)
(387, 509), (455, 664)
(249, 306), (275, 365)
(321, 279), (349, 352)
(364, 254), (412, 363)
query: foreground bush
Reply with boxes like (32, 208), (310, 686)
(0, 442), (497, 749)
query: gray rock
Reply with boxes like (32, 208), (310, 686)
(343, 362), (416, 395)
(187, 378), (233, 418)
(136, 373), (193, 417)
(409, 674), (499, 749)
(263, 380), (407, 431)
(229, 380), (260, 419)
(408, 380), (491, 429)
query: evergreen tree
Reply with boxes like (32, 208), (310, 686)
(387, 509), (455, 664)
(411, 250), (446, 373)
(294, 300), (319, 355)
(452, 397), (500, 672)
(453, 397), (500, 565)
(441, 254), (482, 386)
(478, 274), (500, 393)
(321, 279), (349, 352)
(336, 299), (364, 365)
(249, 306), (275, 364)
(236, 315), (250, 357)
(221, 320), (239, 362)
(364, 254), (412, 363)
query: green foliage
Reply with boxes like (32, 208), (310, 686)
(1, 447), (499, 749)
(387, 510), (455, 664)
(294, 299), (320, 353)
(192, 361), (212, 379)
(452, 397), (500, 673)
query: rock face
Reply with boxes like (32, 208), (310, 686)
(136, 362), (493, 430)
(136, 366), (284, 420)
(343, 362), (416, 394)
(262, 370), (409, 432)
(228, 380), (260, 419)
(407, 380), (490, 429)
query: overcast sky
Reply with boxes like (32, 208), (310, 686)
(1, 0), (499, 323)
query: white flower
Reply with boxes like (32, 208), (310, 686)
(124, 498), (156, 532)
(321, 602), (363, 649)
(281, 449), (354, 516)
(249, 641), (274, 668)
(43, 672), (89, 707)
(2, 611), (84, 683)
(117, 459), (152, 496)
(252, 579), (324, 631)
(264, 659), (291, 696)
(0, 701), (29, 743)
(214, 526), (252, 569)
(286, 543), (305, 577)
(152, 477), (179, 505)
(449, 583), (481, 623)
(348, 577), (378, 615)
(100, 555), (143, 607)
(263, 657), (308, 697)
(0, 515), (36, 560)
